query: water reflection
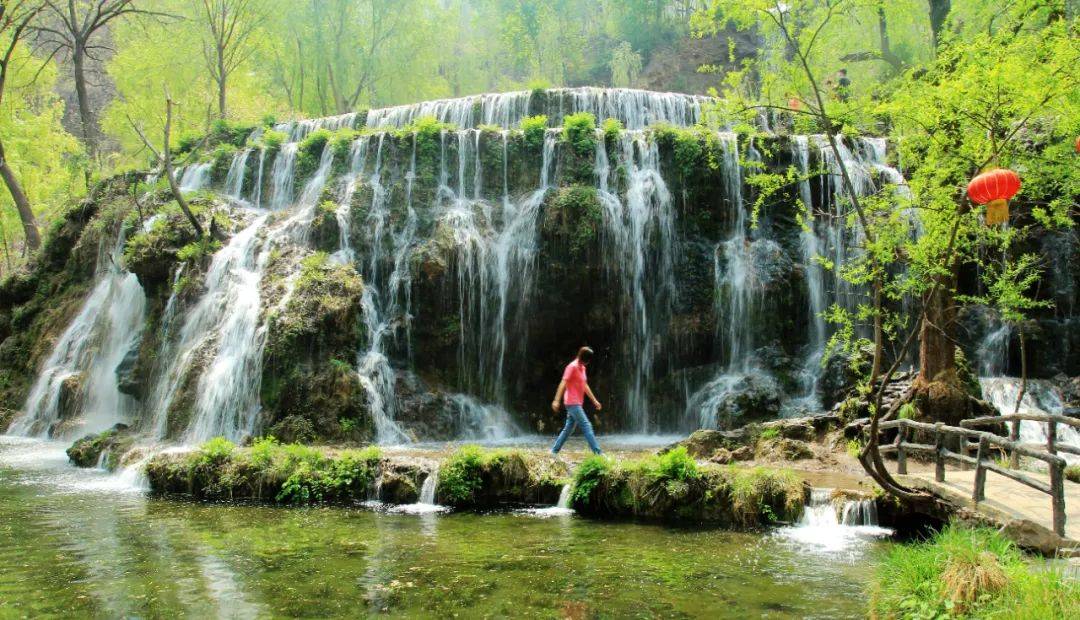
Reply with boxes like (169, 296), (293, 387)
(1, 437), (883, 618)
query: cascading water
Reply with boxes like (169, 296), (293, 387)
(778, 488), (892, 552)
(178, 163), (212, 192)
(596, 130), (676, 431)
(792, 135), (827, 408)
(980, 378), (1080, 465)
(224, 149), (252, 199)
(11, 225), (147, 438)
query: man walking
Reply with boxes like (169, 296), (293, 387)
(550, 346), (603, 455)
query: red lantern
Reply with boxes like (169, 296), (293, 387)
(967, 168), (1021, 226)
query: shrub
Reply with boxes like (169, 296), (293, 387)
(846, 438), (862, 459)
(759, 426), (780, 441)
(653, 446), (699, 481)
(601, 117), (623, 143)
(208, 118), (257, 148)
(520, 114), (548, 149)
(1066, 465), (1079, 484)
(176, 237), (221, 263)
(437, 445), (487, 505)
(870, 524), (1080, 618)
(260, 129), (288, 153)
(561, 112), (597, 157)
(571, 454), (615, 504)
(198, 437), (236, 465)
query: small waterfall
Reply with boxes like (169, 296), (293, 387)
(792, 135), (826, 408)
(275, 112), (357, 142)
(252, 148), (266, 208)
(556, 484), (571, 509)
(330, 135), (371, 264)
(11, 225), (147, 438)
(980, 378), (1080, 465)
(447, 393), (519, 440)
(840, 499), (879, 526)
(596, 130), (676, 431)
(267, 143), (298, 210)
(419, 467), (438, 504)
(224, 149), (252, 199)
(779, 488), (891, 552)
(178, 163), (212, 192)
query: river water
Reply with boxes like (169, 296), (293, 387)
(0, 436), (886, 618)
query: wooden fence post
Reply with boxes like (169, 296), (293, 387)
(896, 424), (908, 475)
(1050, 460), (1066, 537)
(1047, 420), (1057, 456)
(1009, 419), (1020, 469)
(973, 435), (988, 503)
(934, 422), (945, 482)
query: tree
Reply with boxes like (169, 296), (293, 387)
(609, 41), (642, 87)
(196, 0), (264, 119)
(127, 88), (204, 238)
(0, 0), (46, 251)
(34, 0), (170, 164)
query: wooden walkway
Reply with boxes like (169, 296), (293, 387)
(899, 468), (1080, 545)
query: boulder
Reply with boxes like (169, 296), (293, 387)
(689, 373), (782, 430)
(66, 423), (133, 470)
(57, 373), (84, 421)
(661, 428), (754, 459)
(757, 438), (815, 461)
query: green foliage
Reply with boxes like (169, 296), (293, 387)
(260, 129), (288, 153)
(561, 112), (597, 157)
(845, 438), (862, 459)
(601, 117), (623, 143)
(759, 427), (780, 441)
(176, 236), (221, 263)
(870, 524), (1079, 619)
(1065, 465), (1079, 484)
(898, 402), (918, 420)
(520, 114), (548, 149)
(542, 186), (603, 255)
(277, 447), (381, 504)
(296, 129), (332, 179)
(436, 445), (487, 505)
(208, 119), (257, 149)
(198, 437), (236, 465)
(653, 446), (699, 481)
(571, 454), (614, 504)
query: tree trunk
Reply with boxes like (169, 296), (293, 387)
(928, 0), (951, 50)
(72, 44), (97, 163)
(0, 137), (41, 251)
(917, 273), (957, 384)
(218, 47), (228, 119)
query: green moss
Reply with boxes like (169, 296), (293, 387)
(147, 439), (382, 505)
(296, 129), (332, 180)
(66, 426), (134, 470)
(541, 186), (603, 256)
(176, 236), (222, 263)
(869, 524), (1079, 618)
(329, 128), (360, 175)
(570, 454), (803, 527)
(520, 114), (548, 149)
(260, 129), (288, 154)
(436, 446), (563, 508)
(1066, 465), (1080, 484)
(209, 144), (239, 184)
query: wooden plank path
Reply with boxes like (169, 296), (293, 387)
(898, 468), (1080, 546)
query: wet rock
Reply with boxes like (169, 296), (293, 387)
(662, 428), (754, 459)
(730, 446), (755, 461)
(708, 448), (734, 464)
(690, 373), (782, 430)
(0, 407), (16, 433)
(378, 462), (424, 504)
(66, 423), (133, 470)
(115, 341), (143, 397)
(57, 373), (84, 421)
(999, 519), (1078, 557)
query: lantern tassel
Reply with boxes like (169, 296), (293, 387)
(985, 198), (1009, 225)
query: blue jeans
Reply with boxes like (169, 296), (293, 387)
(551, 405), (602, 455)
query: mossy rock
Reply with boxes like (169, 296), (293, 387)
(66, 424), (135, 470)
(755, 437), (815, 462)
(436, 446), (566, 508)
(541, 186), (603, 258)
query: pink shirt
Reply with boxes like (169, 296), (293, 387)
(562, 359), (587, 406)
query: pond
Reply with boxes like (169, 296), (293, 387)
(0, 437), (889, 618)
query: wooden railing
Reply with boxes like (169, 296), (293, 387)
(877, 418), (1069, 537)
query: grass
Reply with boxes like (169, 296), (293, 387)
(869, 523), (1079, 619)
(436, 445), (558, 507)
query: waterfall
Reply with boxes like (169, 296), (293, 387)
(840, 499), (879, 526)
(980, 378), (1080, 465)
(419, 467), (438, 504)
(793, 135), (826, 407)
(778, 488), (891, 551)
(252, 149), (266, 208)
(556, 484), (571, 509)
(10, 225), (147, 438)
(716, 132), (754, 372)
(267, 143), (298, 210)
(224, 149), (252, 199)
(178, 163), (212, 192)
(596, 130), (676, 431)
(330, 135), (371, 264)
(354, 133), (414, 444)
(364, 87), (712, 130)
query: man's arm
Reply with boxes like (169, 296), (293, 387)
(584, 383), (602, 410)
(551, 380), (566, 412)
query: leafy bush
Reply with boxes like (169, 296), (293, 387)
(260, 129), (288, 153)
(601, 117), (623, 143)
(846, 438), (862, 459)
(208, 118), (257, 148)
(329, 128), (360, 172)
(1066, 465), (1079, 484)
(520, 114), (548, 149)
(653, 446), (699, 481)
(870, 524), (1079, 619)
(437, 445), (487, 505)
(296, 128), (332, 179)
(759, 426), (780, 441)
(198, 437), (236, 465)
(176, 237), (221, 263)
(561, 112), (597, 157)
(571, 454), (614, 504)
